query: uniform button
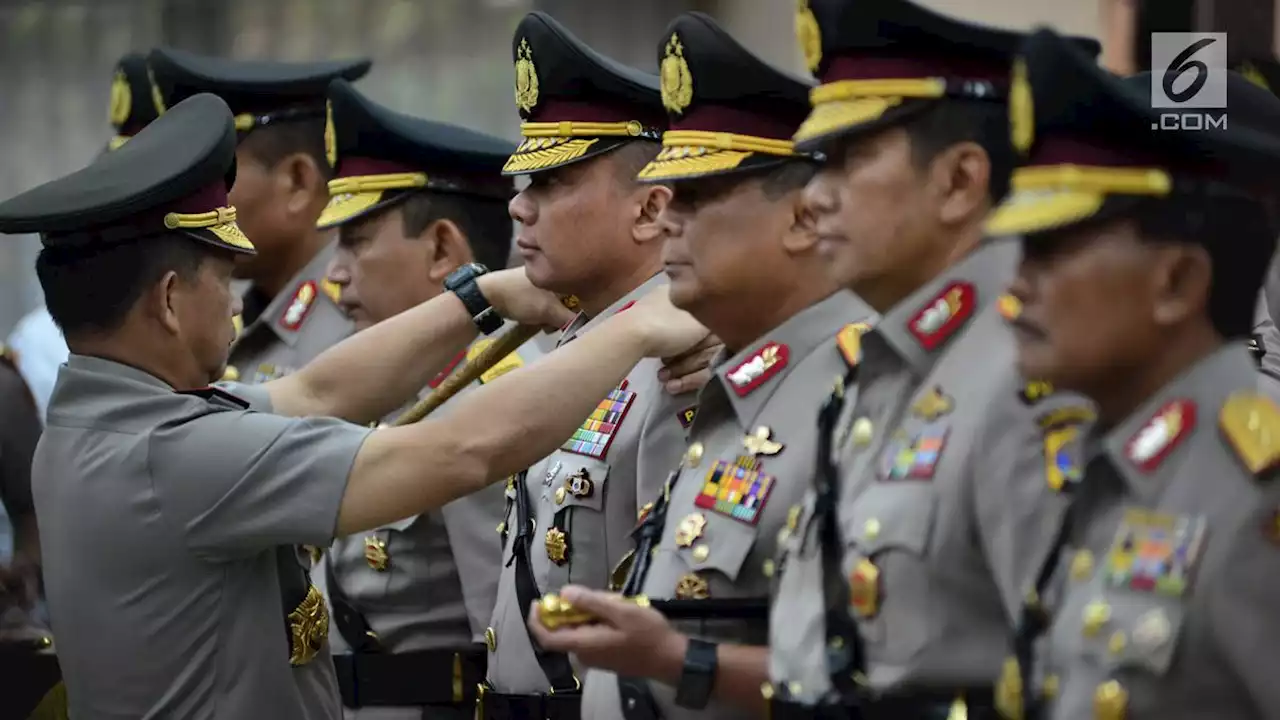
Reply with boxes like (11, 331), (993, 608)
(863, 518), (881, 541)
(787, 682), (802, 697)
(685, 442), (704, 467)
(760, 682), (775, 700)
(762, 559), (776, 578)
(692, 544), (710, 562)
(1107, 631), (1127, 655)
(851, 418), (874, 445)
(484, 627), (497, 652)
(554, 486), (567, 505)
(1070, 549), (1094, 581)
(1042, 674), (1059, 699)
(1081, 600), (1110, 636)
(1093, 680), (1128, 720)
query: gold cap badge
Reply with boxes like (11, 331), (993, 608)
(109, 70), (131, 127)
(796, 0), (822, 74)
(1010, 58), (1034, 154)
(515, 38), (540, 113)
(661, 33), (694, 115)
(324, 101), (337, 168)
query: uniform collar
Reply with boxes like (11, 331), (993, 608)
(557, 272), (668, 346)
(708, 291), (871, 429)
(1099, 343), (1256, 502)
(870, 238), (1018, 377)
(234, 240), (341, 350)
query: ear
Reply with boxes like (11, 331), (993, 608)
(422, 218), (477, 283)
(152, 270), (184, 336)
(277, 152), (328, 217)
(781, 187), (820, 255)
(632, 184), (673, 245)
(1153, 244), (1213, 326)
(931, 141), (991, 227)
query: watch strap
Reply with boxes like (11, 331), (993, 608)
(674, 638), (717, 709)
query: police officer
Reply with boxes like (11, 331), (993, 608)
(0, 93), (710, 719)
(479, 12), (700, 718)
(766, 0), (1098, 716)
(528, 13), (875, 719)
(992, 29), (1280, 720)
(148, 48), (369, 385)
(316, 78), (541, 719)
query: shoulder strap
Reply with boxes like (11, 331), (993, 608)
(510, 471), (580, 692)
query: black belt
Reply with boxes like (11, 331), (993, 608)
(332, 647), (485, 708)
(477, 687), (582, 720)
(769, 687), (998, 720)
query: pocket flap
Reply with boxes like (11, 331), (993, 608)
(847, 483), (936, 556)
(539, 453), (609, 513)
(669, 510), (756, 582)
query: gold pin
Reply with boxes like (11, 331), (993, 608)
(545, 528), (568, 565)
(786, 505), (802, 531)
(1081, 600), (1110, 637)
(685, 442), (704, 467)
(675, 573), (710, 599)
(851, 417), (874, 445)
(484, 627), (497, 652)
(1093, 680), (1128, 720)
(863, 518), (881, 541)
(849, 558), (880, 618)
(1069, 549), (1094, 581)
(364, 536), (389, 571)
(762, 559), (776, 578)
(675, 513), (707, 548)
(1107, 631), (1127, 655)
(692, 544), (710, 562)
(743, 426), (784, 456)
(496, 522), (506, 535)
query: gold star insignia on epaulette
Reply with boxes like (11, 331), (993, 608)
(324, 100), (337, 168)
(1010, 58), (1034, 154)
(1220, 393), (1280, 475)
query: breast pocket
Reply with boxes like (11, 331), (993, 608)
(667, 509), (758, 598)
(539, 455), (612, 587)
(845, 483), (937, 659)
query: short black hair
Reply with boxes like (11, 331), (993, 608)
(397, 190), (513, 271)
(1131, 194), (1276, 339)
(36, 233), (210, 338)
(900, 99), (1014, 205)
(610, 141), (663, 184)
(239, 118), (333, 181)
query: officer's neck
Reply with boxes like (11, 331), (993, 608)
(574, 257), (663, 318)
(1090, 323), (1222, 427)
(70, 329), (209, 391)
(698, 281), (835, 355)
(249, 229), (330, 300)
(855, 225), (983, 313)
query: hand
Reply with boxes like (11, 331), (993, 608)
(624, 286), (712, 359)
(658, 335), (722, 395)
(478, 269), (576, 330)
(528, 585), (688, 681)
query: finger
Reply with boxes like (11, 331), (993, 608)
(557, 586), (635, 625)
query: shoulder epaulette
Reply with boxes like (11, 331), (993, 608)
(835, 322), (871, 368)
(1220, 392), (1280, 476)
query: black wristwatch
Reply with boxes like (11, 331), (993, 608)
(673, 638), (717, 709)
(444, 263), (503, 335)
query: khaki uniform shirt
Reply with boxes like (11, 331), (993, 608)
(35, 355), (371, 720)
(1025, 344), (1280, 720)
(485, 274), (696, 694)
(581, 292), (875, 720)
(770, 239), (1093, 702)
(321, 327), (542, 720)
(226, 241), (352, 385)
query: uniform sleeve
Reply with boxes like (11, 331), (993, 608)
(0, 364), (40, 520)
(968, 380), (1085, 623)
(1208, 492), (1280, 716)
(632, 358), (697, 505)
(147, 404), (372, 562)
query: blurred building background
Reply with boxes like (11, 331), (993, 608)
(0, 0), (1271, 334)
